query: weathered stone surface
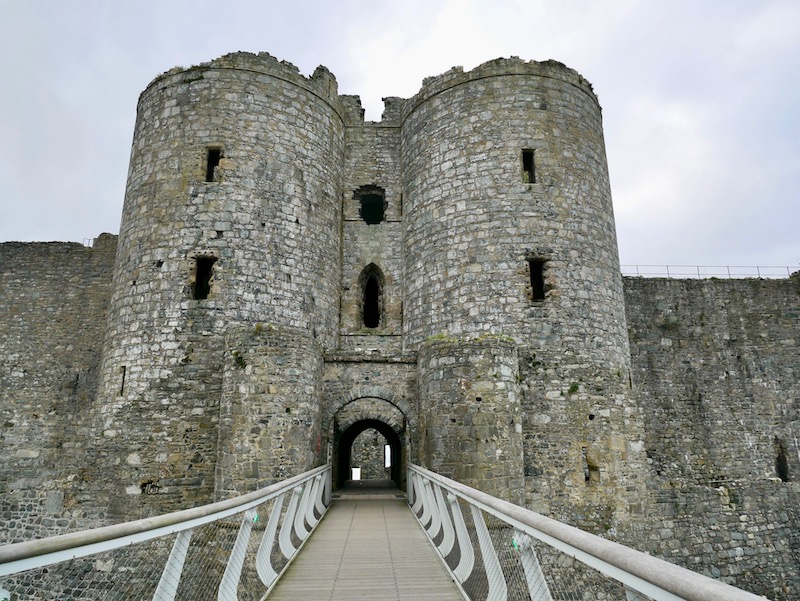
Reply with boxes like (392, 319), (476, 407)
(0, 234), (116, 541)
(419, 337), (525, 502)
(0, 52), (797, 600)
(217, 323), (323, 498)
(621, 277), (800, 600)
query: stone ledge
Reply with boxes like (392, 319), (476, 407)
(324, 349), (416, 364)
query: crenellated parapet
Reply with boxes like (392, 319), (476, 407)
(401, 56), (599, 124)
(144, 52), (342, 116)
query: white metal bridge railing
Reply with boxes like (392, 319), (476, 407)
(408, 464), (766, 601)
(621, 264), (797, 279)
(0, 465), (331, 601)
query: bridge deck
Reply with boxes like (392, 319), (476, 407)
(267, 483), (464, 600)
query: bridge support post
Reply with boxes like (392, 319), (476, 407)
(255, 493), (286, 587)
(513, 531), (554, 601)
(152, 529), (193, 601)
(219, 508), (257, 599)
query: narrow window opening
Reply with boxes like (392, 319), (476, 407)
(384, 444), (392, 468)
(775, 437), (790, 482)
(363, 274), (381, 328)
(583, 447), (600, 484)
(358, 263), (385, 330)
(193, 257), (217, 300)
(528, 258), (546, 301)
(205, 148), (221, 182)
(119, 366), (126, 396)
(522, 149), (536, 183)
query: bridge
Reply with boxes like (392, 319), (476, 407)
(0, 466), (766, 601)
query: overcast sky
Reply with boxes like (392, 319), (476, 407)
(1, 0), (797, 271)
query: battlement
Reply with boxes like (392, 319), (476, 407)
(339, 94), (366, 124)
(142, 51), (341, 112)
(141, 55), (596, 129)
(401, 56), (598, 122)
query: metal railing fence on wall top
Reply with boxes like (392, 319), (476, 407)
(408, 464), (766, 601)
(621, 265), (798, 279)
(0, 465), (331, 601)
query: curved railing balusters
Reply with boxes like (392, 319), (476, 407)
(424, 480), (442, 539)
(255, 492), (286, 587)
(279, 486), (303, 559)
(433, 483), (455, 556)
(410, 472), (424, 515)
(0, 465), (331, 601)
(408, 464), (765, 601)
(448, 492), (475, 584)
(294, 482), (312, 539)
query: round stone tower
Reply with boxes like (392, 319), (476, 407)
(402, 58), (645, 525)
(96, 53), (344, 514)
(402, 58), (628, 365)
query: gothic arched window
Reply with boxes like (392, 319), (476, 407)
(358, 263), (385, 329)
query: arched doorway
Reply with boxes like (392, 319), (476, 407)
(336, 419), (403, 488)
(327, 395), (411, 490)
(351, 427), (390, 480)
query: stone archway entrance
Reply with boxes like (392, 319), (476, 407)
(336, 419), (403, 487)
(328, 395), (410, 490)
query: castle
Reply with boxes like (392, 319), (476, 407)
(1, 52), (798, 599)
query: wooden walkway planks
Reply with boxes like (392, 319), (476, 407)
(266, 491), (464, 600)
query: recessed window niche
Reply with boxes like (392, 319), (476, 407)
(522, 149), (536, 183)
(192, 256), (217, 300)
(527, 258), (547, 301)
(205, 147), (222, 182)
(354, 185), (386, 225)
(358, 263), (385, 329)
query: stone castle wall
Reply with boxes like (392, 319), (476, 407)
(400, 57), (646, 527)
(322, 354), (418, 488)
(217, 323), (324, 498)
(622, 276), (800, 600)
(339, 112), (404, 353)
(625, 277), (800, 484)
(418, 337), (525, 501)
(0, 235), (116, 543)
(517, 345), (645, 530)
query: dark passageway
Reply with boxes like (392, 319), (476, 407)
(335, 419), (402, 489)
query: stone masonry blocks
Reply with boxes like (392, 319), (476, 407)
(418, 337), (525, 502)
